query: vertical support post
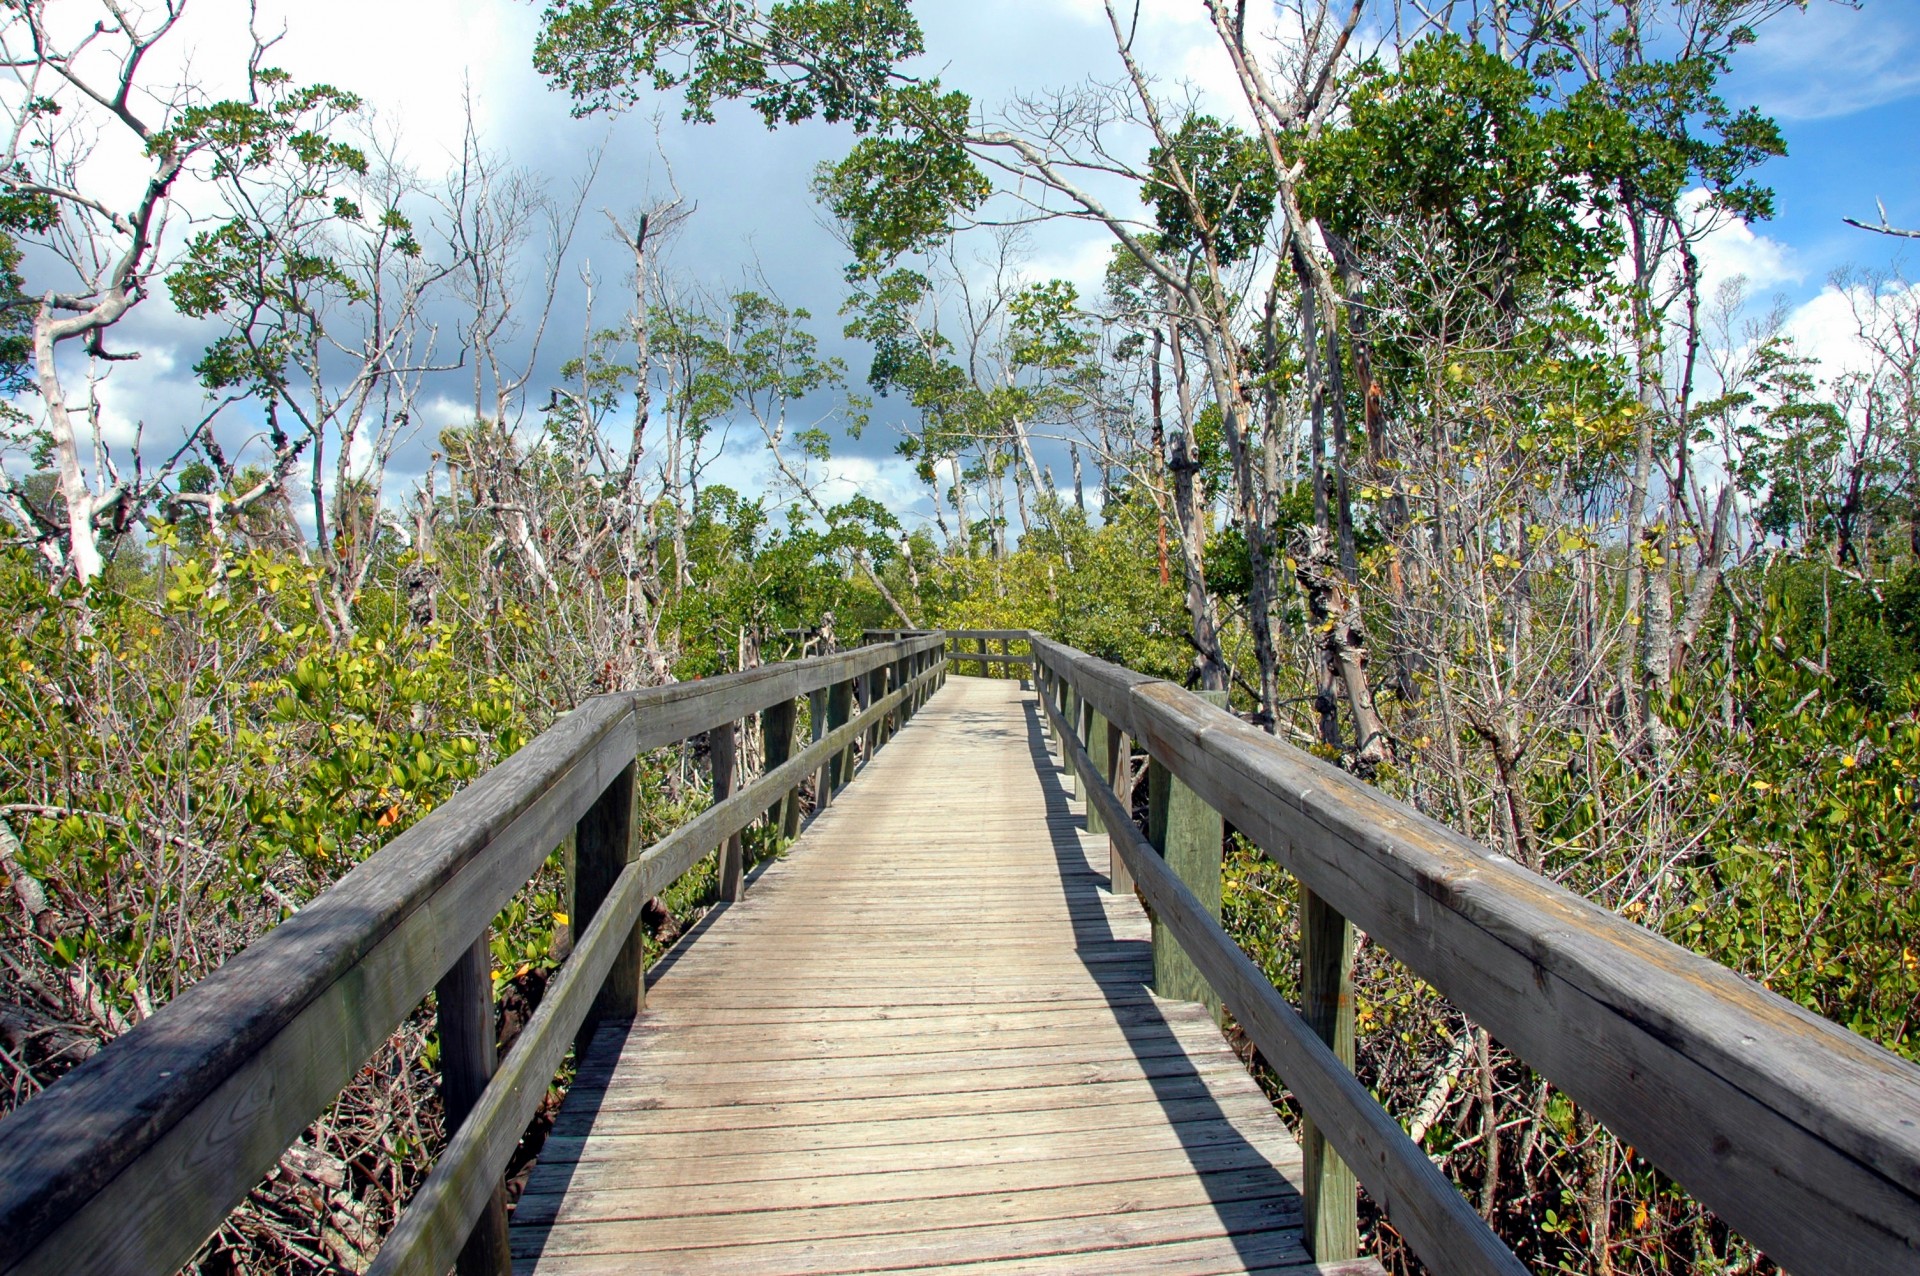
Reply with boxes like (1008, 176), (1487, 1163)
(975, 634), (987, 677)
(1302, 887), (1360, 1260)
(807, 687), (831, 813)
(1147, 689), (1225, 1019)
(763, 698), (799, 843)
(573, 760), (643, 1035)
(1106, 725), (1132, 898)
(1049, 671), (1065, 751)
(866, 664), (886, 752)
(1085, 710), (1109, 838)
(827, 677), (855, 795)
(1061, 685), (1079, 797)
(710, 721), (743, 903)
(436, 937), (510, 1276)
(1038, 668), (1053, 744)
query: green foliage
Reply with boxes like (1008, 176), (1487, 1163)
(1553, 40), (1785, 226)
(158, 75), (377, 396)
(534, 0), (922, 127)
(924, 498), (1187, 679)
(534, 0), (988, 276)
(814, 86), (991, 272)
(0, 541), (529, 1014)
(1304, 36), (1617, 304)
(1145, 115), (1277, 266)
(1671, 591), (1920, 1058)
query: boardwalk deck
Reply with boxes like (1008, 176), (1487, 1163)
(509, 677), (1347, 1275)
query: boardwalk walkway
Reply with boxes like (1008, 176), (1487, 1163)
(509, 677), (1334, 1274)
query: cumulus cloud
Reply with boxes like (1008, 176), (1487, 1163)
(1731, 2), (1920, 122)
(1686, 190), (1801, 298)
(1780, 275), (1920, 382)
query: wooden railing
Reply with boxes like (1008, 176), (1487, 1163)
(1032, 633), (1920, 1274)
(7, 624), (1917, 1275)
(0, 635), (947, 1276)
(938, 628), (1035, 678)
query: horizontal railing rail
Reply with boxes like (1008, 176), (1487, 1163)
(0, 635), (948, 1276)
(942, 628), (1035, 676)
(1032, 633), (1920, 1275)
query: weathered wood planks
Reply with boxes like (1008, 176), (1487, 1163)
(1035, 634), (1920, 1274)
(0, 635), (943, 1276)
(510, 677), (1323, 1275)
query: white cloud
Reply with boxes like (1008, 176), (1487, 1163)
(1734, 2), (1920, 121)
(1781, 276), (1920, 382)
(90, 344), (188, 452)
(815, 453), (926, 512)
(1685, 189), (1800, 297)
(1025, 234), (1123, 306)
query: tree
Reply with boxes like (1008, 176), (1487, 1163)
(0, 0), (363, 588)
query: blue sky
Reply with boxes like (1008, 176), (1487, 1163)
(32, 0), (1920, 532)
(1719, 1), (1920, 287)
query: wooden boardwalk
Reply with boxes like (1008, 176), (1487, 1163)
(510, 677), (1337, 1275)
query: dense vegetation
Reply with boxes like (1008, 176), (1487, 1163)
(2, 1), (1917, 1272)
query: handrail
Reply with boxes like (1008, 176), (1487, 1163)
(0, 635), (947, 1276)
(942, 628), (1035, 676)
(1032, 633), (1920, 1274)
(1038, 679), (1524, 1273)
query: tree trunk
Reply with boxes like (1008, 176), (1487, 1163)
(37, 306), (104, 586)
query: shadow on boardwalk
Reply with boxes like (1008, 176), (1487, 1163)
(511, 677), (1306, 1274)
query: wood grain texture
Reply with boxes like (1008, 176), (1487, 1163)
(1148, 744), (1224, 1020)
(369, 664), (944, 1276)
(1034, 635), (1920, 1274)
(761, 697), (800, 841)
(0, 637), (941, 1276)
(1299, 887), (1358, 1261)
(708, 722), (742, 903)
(1041, 678), (1526, 1276)
(437, 936), (511, 1276)
(511, 677), (1312, 1275)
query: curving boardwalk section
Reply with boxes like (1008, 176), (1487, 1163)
(511, 677), (1361, 1275)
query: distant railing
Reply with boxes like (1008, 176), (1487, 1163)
(934, 628), (1035, 678)
(1032, 633), (1920, 1274)
(0, 636), (947, 1276)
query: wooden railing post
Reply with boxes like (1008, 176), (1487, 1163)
(1106, 723), (1132, 898)
(1146, 690), (1225, 1020)
(1302, 886), (1360, 1260)
(435, 937), (510, 1276)
(573, 759), (643, 1034)
(866, 664), (887, 751)
(1038, 668), (1053, 744)
(763, 697), (800, 843)
(808, 687), (831, 812)
(1085, 709), (1109, 839)
(1050, 671), (1066, 751)
(827, 677), (855, 796)
(710, 722), (743, 902)
(1060, 685), (1079, 797)
(974, 634), (987, 677)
